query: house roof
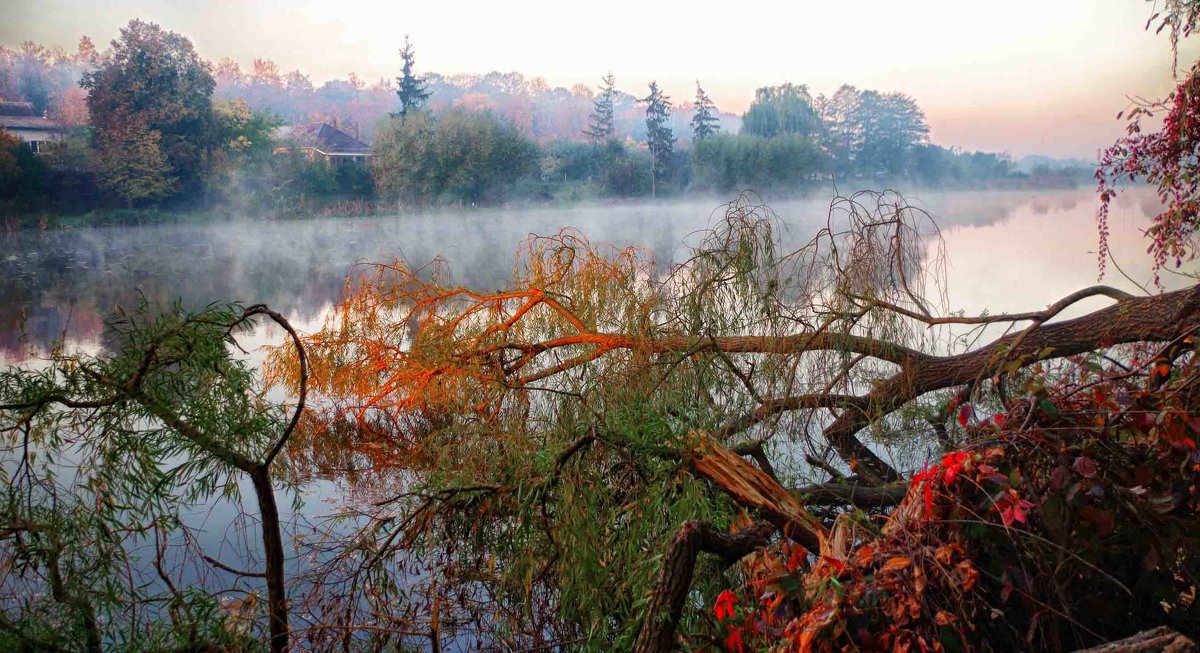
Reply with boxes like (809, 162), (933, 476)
(312, 123), (369, 154)
(0, 101), (38, 117)
(0, 116), (64, 132)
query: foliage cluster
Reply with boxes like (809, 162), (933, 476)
(712, 353), (1200, 651)
(1097, 60), (1200, 279)
(371, 108), (539, 206)
(0, 302), (307, 652)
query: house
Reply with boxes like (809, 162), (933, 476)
(277, 121), (370, 165)
(0, 101), (64, 153)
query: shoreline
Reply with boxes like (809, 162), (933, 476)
(0, 177), (1094, 232)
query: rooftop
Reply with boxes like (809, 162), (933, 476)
(0, 101), (38, 117)
(312, 123), (370, 154)
(0, 116), (64, 131)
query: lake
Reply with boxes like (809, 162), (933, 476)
(0, 187), (1187, 367)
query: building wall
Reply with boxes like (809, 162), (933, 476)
(3, 126), (62, 153)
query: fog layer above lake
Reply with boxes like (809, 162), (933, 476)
(0, 187), (1188, 365)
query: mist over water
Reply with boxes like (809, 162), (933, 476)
(0, 186), (1188, 367)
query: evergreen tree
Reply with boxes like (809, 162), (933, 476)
(583, 72), (616, 141)
(642, 81), (675, 198)
(690, 81), (720, 141)
(393, 35), (431, 118)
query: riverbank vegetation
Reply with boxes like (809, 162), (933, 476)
(1, 21), (1091, 223)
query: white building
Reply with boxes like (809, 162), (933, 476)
(0, 101), (64, 153)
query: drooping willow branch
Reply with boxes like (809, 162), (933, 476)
(0, 303), (308, 653)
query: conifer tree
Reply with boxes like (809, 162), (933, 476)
(643, 81), (675, 197)
(690, 81), (720, 141)
(393, 35), (431, 118)
(583, 72), (616, 141)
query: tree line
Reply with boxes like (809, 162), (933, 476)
(1, 21), (1091, 218)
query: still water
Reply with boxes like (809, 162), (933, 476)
(0, 187), (1188, 364)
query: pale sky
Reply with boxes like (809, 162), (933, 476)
(6, 0), (1197, 158)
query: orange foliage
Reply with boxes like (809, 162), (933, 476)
(269, 229), (658, 464)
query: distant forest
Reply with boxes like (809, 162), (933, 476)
(0, 25), (1095, 219)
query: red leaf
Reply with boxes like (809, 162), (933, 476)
(725, 629), (745, 653)
(820, 555), (847, 575)
(942, 451), (969, 484)
(957, 404), (972, 428)
(714, 589), (738, 622)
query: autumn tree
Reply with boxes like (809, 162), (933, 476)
(372, 108), (538, 205)
(74, 35), (98, 67)
(50, 85), (89, 127)
(92, 119), (176, 206)
(690, 81), (720, 142)
(81, 19), (216, 198)
(393, 35), (431, 119)
(643, 81), (675, 198)
(210, 98), (282, 155)
(584, 72), (617, 142)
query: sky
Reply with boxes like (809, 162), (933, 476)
(6, 0), (1198, 158)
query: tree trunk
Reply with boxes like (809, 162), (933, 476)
(691, 433), (827, 551)
(633, 520), (774, 653)
(249, 465), (289, 653)
(824, 284), (1200, 484)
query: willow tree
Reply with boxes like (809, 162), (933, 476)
(0, 303), (307, 653)
(268, 191), (1200, 651)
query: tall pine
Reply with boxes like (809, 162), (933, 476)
(690, 81), (720, 141)
(393, 35), (430, 119)
(642, 81), (675, 198)
(583, 72), (616, 141)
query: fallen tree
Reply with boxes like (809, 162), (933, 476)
(265, 190), (1200, 651)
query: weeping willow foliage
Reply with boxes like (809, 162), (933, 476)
(268, 191), (968, 650)
(0, 302), (302, 652)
